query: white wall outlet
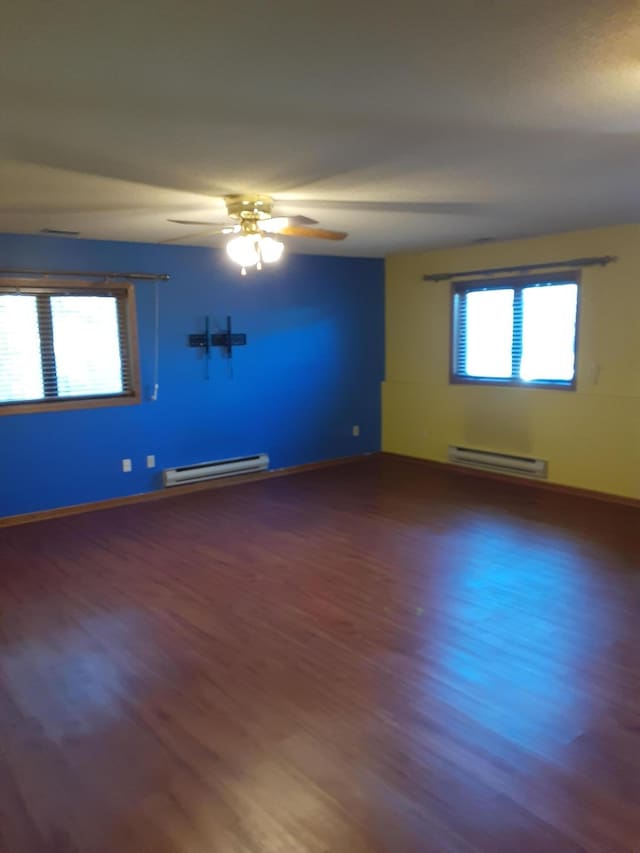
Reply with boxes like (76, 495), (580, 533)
(146, 454), (156, 469)
(352, 425), (360, 437)
(122, 458), (132, 473)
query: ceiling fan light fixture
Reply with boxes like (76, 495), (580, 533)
(260, 236), (284, 264)
(226, 232), (285, 274)
(226, 234), (259, 268)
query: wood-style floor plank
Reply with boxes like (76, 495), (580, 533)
(0, 456), (639, 852)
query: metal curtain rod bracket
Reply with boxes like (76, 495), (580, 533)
(423, 255), (617, 282)
(0, 268), (170, 282)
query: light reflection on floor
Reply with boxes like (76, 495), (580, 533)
(0, 610), (150, 739)
(416, 512), (614, 751)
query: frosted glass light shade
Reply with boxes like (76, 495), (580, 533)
(260, 237), (285, 264)
(226, 235), (259, 267)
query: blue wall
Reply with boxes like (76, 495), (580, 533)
(0, 233), (384, 517)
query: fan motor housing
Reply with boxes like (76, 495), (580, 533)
(225, 194), (274, 221)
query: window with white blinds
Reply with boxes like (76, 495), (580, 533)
(451, 274), (579, 388)
(0, 283), (139, 412)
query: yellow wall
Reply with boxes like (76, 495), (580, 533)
(383, 224), (640, 500)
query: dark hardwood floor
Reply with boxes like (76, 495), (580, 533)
(0, 456), (639, 853)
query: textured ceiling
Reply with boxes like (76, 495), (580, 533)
(1, 0), (639, 256)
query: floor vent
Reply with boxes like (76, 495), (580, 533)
(448, 446), (547, 479)
(163, 453), (269, 487)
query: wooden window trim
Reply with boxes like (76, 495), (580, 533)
(0, 279), (141, 416)
(449, 271), (581, 391)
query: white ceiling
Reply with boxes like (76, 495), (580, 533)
(1, 0), (639, 257)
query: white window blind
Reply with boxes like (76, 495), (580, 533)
(520, 284), (578, 382)
(0, 294), (44, 402)
(50, 296), (124, 397)
(463, 288), (514, 379)
(0, 284), (136, 409)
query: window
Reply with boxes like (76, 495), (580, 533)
(0, 281), (140, 414)
(451, 274), (579, 388)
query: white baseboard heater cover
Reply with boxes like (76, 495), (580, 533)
(448, 446), (547, 479)
(163, 453), (269, 487)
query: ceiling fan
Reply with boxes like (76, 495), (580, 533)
(166, 194), (347, 275)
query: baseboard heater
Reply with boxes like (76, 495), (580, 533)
(163, 453), (269, 487)
(448, 446), (547, 479)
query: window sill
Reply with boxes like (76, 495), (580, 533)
(0, 392), (141, 416)
(450, 376), (576, 391)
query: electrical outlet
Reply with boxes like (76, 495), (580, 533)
(146, 454), (156, 469)
(352, 425), (360, 437)
(122, 458), (132, 473)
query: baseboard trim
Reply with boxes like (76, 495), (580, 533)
(0, 454), (374, 529)
(382, 452), (640, 510)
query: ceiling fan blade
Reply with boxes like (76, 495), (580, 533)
(260, 215), (318, 233)
(160, 231), (214, 245)
(278, 225), (347, 241)
(160, 225), (238, 244)
(167, 218), (232, 226)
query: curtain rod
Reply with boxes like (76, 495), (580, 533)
(0, 268), (170, 282)
(423, 255), (617, 282)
